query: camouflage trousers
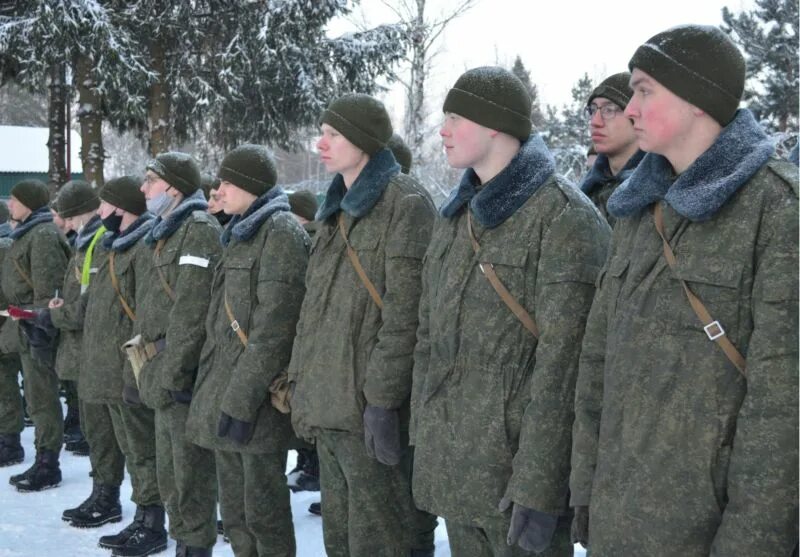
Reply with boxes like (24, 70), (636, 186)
(316, 429), (418, 557)
(108, 402), (160, 506)
(155, 402), (217, 548)
(216, 449), (295, 557)
(19, 350), (62, 452)
(445, 514), (573, 557)
(82, 400), (125, 486)
(0, 352), (22, 435)
(401, 446), (438, 552)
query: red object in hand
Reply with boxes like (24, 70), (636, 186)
(7, 305), (38, 320)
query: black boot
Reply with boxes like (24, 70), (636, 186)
(70, 483), (122, 528)
(0, 433), (24, 467)
(63, 398), (80, 440)
(65, 436), (90, 456)
(308, 501), (321, 516)
(111, 504), (168, 557)
(63, 481), (101, 522)
(99, 505), (145, 550)
(287, 448), (320, 492)
(11, 449), (61, 492)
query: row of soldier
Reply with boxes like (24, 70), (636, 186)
(0, 23), (797, 557)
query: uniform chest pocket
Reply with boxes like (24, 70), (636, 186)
(223, 256), (256, 329)
(672, 259), (743, 333)
(471, 244), (529, 303)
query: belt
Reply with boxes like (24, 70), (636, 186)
(143, 338), (166, 360)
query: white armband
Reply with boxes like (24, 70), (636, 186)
(179, 255), (210, 268)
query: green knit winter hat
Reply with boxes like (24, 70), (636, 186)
(56, 179), (99, 218)
(218, 144), (277, 196)
(387, 134), (412, 174)
(11, 179), (50, 211)
(146, 152), (201, 196)
(99, 176), (147, 216)
(443, 66), (532, 140)
(288, 190), (318, 222)
(629, 24), (745, 125)
(319, 94), (393, 156)
(588, 72), (633, 110)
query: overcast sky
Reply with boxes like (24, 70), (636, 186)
(328, 0), (755, 127)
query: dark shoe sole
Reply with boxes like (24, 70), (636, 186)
(70, 513), (123, 529)
(110, 540), (168, 557)
(15, 480), (61, 492)
(0, 456), (24, 467)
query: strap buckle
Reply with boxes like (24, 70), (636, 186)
(704, 321), (725, 341)
(478, 262), (494, 275)
(231, 320), (241, 332)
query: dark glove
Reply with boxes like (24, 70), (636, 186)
(363, 404), (402, 466)
(122, 385), (142, 407)
(499, 497), (558, 554)
(217, 412), (254, 445)
(571, 505), (589, 548)
(169, 389), (193, 404)
(18, 319), (58, 368)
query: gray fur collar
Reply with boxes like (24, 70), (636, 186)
(580, 150), (645, 195)
(439, 134), (556, 228)
(0, 222), (12, 238)
(607, 110), (774, 221)
(316, 148), (400, 221)
(146, 190), (208, 245)
(221, 187), (291, 246)
(11, 207), (53, 240)
(75, 215), (104, 252)
(103, 213), (155, 252)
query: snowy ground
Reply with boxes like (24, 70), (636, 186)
(0, 424), (585, 556)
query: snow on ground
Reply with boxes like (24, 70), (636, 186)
(0, 424), (585, 556)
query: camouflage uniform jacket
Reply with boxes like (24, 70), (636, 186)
(79, 215), (155, 403)
(135, 191), (222, 410)
(579, 150), (644, 227)
(0, 208), (69, 324)
(0, 238), (19, 355)
(570, 110), (799, 556)
(410, 135), (610, 524)
(288, 148), (435, 438)
(50, 215), (105, 382)
(187, 189), (309, 454)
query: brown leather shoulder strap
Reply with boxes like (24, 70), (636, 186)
(467, 212), (539, 338)
(337, 213), (384, 309)
(224, 292), (248, 346)
(154, 239), (176, 302)
(653, 203), (746, 377)
(109, 252), (136, 322)
(12, 258), (34, 291)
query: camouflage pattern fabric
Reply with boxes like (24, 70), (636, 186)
(445, 515), (572, 557)
(81, 400), (125, 487)
(0, 352), (23, 435)
(216, 449), (295, 557)
(411, 176), (610, 525)
(108, 402), (160, 506)
(570, 160), (799, 555)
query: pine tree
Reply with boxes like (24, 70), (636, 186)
(541, 73), (594, 180)
(510, 55), (545, 129)
(722, 0), (798, 133)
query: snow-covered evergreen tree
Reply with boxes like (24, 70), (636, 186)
(722, 0), (798, 134)
(541, 73), (594, 181)
(510, 56), (545, 130)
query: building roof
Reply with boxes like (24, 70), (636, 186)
(0, 125), (83, 173)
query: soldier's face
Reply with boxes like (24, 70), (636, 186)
(8, 196), (31, 223)
(140, 171), (172, 200)
(97, 200), (117, 219)
(440, 113), (493, 169)
(625, 69), (696, 156)
(316, 124), (368, 176)
(207, 188), (223, 214)
(217, 180), (257, 215)
(589, 97), (637, 158)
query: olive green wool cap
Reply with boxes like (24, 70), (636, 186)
(588, 72), (633, 110)
(218, 144), (277, 196)
(146, 151), (201, 195)
(443, 66), (532, 140)
(629, 24), (745, 125)
(11, 179), (50, 211)
(288, 190), (318, 222)
(387, 134), (412, 174)
(100, 176), (147, 216)
(320, 94), (393, 156)
(56, 179), (99, 218)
